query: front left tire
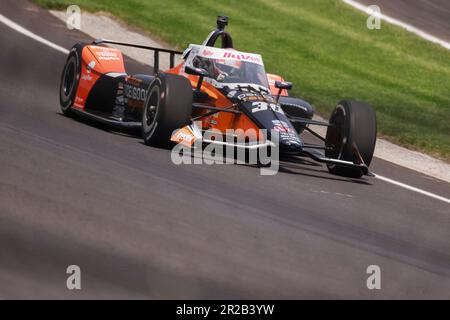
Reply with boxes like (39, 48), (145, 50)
(142, 73), (193, 148)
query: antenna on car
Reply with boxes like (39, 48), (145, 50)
(216, 15), (229, 31)
(203, 15), (233, 48)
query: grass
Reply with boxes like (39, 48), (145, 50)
(35, 0), (450, 159)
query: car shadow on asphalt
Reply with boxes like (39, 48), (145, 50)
(177, 148), (373, 185)
(57, 112), (141, 138)
(60, 112), (373, 185)
(278, 164), (372, 185)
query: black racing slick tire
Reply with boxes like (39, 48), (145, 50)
(59, 49), (81, 116)
(142, 73), (193, 148)
(325, 100), (377, 178)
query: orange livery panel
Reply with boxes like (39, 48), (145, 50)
(73, 45), (125, 109)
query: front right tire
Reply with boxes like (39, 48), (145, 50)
(325, 100), (377, 178)
(59, 50), (81, 116)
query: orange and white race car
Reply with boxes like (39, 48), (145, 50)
(59, 16), (376, 178)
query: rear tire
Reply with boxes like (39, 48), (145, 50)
(59, 50), (81, 116)
(325, 100), (377, 178)
(142, 73), (193, 148)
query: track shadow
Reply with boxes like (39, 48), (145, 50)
(0, 216), (261, 299)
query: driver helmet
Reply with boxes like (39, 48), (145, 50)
(213, 50), (242, 80)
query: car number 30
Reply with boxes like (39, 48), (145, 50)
(251, 101), (284, 114)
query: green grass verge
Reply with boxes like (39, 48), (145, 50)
(35, 0), (450, 159)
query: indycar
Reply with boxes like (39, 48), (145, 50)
(59, 16), (377, 178)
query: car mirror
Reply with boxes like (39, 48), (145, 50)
(275, 80), (293, 90)
(185, 65), (209, 77)
(274, 80), (293, 102)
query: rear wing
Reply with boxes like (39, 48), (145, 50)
(92, 39), (183, 72)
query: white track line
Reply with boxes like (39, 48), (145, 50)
(1, 12), (449, 204)
(342, 0), (450, 50)
(0, 13), (69, 54)
(375, 174), (450, 204)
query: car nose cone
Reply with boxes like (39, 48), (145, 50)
(279, 139), (303, 154)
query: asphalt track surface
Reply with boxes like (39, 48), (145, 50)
(0, 0), (449, 299)
(358, 0), (450, 42)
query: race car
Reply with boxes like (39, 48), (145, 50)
(59, 16), (377, 178)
